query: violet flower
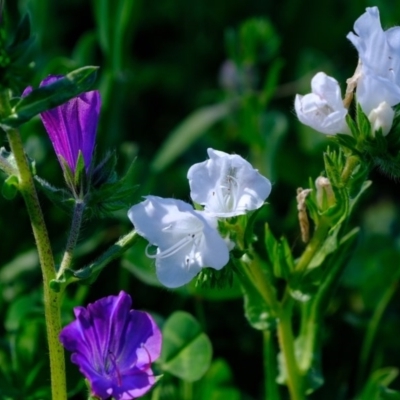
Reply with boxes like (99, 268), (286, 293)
(59, 291), (162, 400)
(24, 75), (100, 173)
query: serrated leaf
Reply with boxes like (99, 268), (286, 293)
(159, 311), (212, 382)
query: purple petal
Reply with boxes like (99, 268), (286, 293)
(27, 75), (101, 173)
(60, 291), (162, 400)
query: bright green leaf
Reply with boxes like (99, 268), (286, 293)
(159, 311), (212, 382)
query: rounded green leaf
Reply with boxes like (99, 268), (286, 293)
(159, 311), (212, 382)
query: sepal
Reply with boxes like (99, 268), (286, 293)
(86, 156), (138, 218)
(195, 262), (235, 289)
(34, 176), (75, 213)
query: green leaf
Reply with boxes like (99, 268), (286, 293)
(34, 176), (75, 214)
(380, 387), (400, 399)
(195, 359), (241, 400)
(5, 295), (39, 332)
(159, 311), (212, 382)
(1, 66), (99, 128)
(358, 368), (399, 400)
(2, 175), (19, 199)
(356, 101), (371, 140)
(238, 267), (276, 330)
(122, 237), (161, 287)
(10, 13), (31, 48)
(264, 223), (293, 280)
(151, 102), (233, 173)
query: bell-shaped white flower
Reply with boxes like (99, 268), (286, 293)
(347, 7), (400, 114)
(187, 148), (271, 217)
(368, 101), (395, 136)
(128, 196), (229, 288)
(294, 72), (349, 135)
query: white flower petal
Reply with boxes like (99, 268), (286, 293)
(188, 148), (271, 217)
(368, 101), (394, 136)
(294, 72), (349, 135)
(347, 7), (400, 113)
(128, 196), (229, 288)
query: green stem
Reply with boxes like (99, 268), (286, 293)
(57, 199), (85, 279)
(340, 155), (360, 186)
(277, 303), (305, 400)
(264, 330), (281, 400)
(73, 230), (138, 281)
(357, 280), (399, 388)
(295, 219), (330, 274)
(6, 128), (67, 400)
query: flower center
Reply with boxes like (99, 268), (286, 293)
(145, 219), (204, 268)
(211, 167), (240, 213)
(107, 350), (122, 386)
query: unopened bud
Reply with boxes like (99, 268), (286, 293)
(368, 101), (394, 137)
(315, 176), (335, 211)
(296, 188), (312, 243)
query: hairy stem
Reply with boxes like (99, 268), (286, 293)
(73, 229), (138, 282)
(6, 127), (67, 400)
(57, 199), (85, 279)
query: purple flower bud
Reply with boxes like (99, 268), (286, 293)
(24, 75), (100, 173)
(59, 291), (162, 400)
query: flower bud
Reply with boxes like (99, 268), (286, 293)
(368, 101), (394, 136)
(315, 176), (335, 211)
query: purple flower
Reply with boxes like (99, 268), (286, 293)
(59, 291), (162, 400)
(24, 75), (100, 173)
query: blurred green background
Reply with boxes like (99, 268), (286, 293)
(1, 0), (400, 399)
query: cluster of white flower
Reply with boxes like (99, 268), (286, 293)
(295, 7), (400, 137)
(128, 149), (271, 288)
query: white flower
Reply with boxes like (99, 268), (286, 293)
(368, 101), (395, 136)
(347, 6), (400, 115)
(294, 72), (349, 135)
(128, 196), (229, 288)
(187, 148), (271, 217)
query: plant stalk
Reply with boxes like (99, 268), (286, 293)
(57, 199), (85, 279)
(6, 127), (67, 400)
